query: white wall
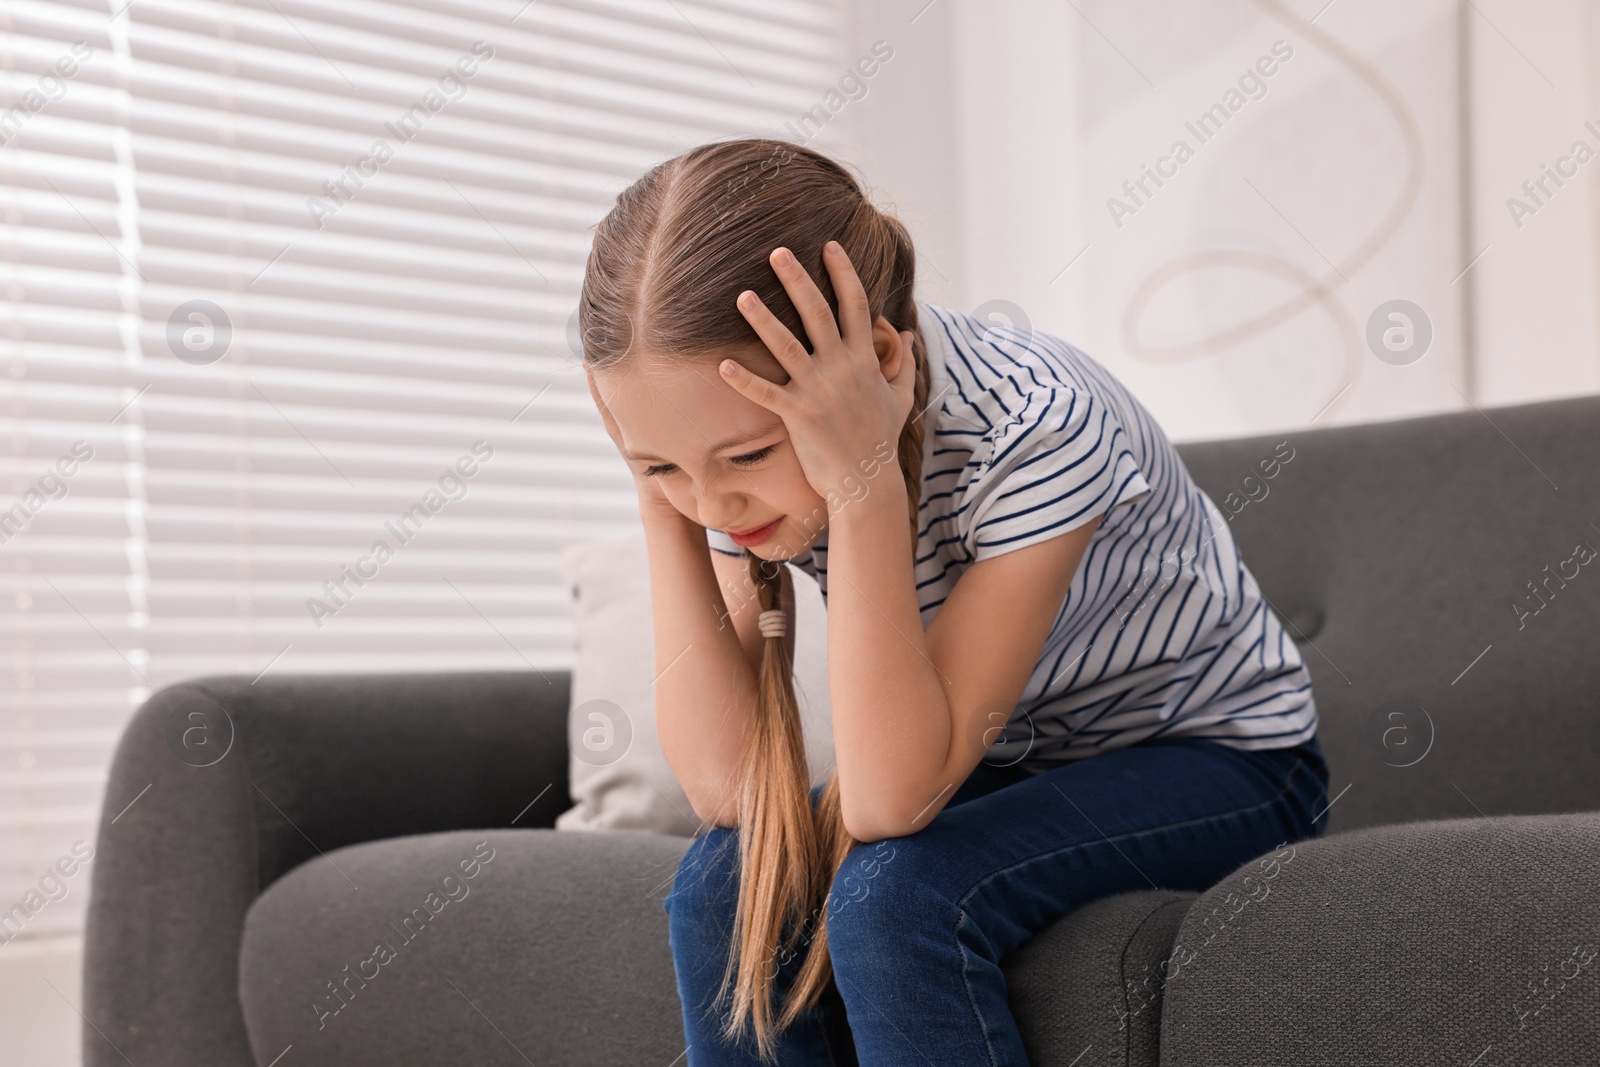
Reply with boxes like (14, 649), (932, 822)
(833, 0), (1599, 442)
(0, 937), (80, 1067)
(1467, 0), (1600, 406)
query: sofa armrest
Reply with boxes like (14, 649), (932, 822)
(1158, 812), (1600, 1065)
(81, 668), (568, 1067)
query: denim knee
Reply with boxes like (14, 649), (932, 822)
(664, 826), (742, 922)
(824, 834), (944, 959)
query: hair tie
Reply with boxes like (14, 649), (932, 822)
(757, 608), (788, 639)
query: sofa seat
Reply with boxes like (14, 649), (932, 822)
(238, 829), (1201, 1067)
(239, 829), (692, 1066)
(1158, 812), (1600, 1066)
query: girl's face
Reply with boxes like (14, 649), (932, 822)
(593, 347), (828, 561)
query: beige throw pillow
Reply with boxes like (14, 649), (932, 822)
(555, 528), (834, 837)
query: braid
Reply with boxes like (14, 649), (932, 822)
(896, 328), (930, 544)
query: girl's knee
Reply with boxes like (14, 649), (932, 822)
(664, 826), (741, 920)
(824, 835), (947, 954)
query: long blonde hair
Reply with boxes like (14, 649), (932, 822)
(578, 138), (931, 1060)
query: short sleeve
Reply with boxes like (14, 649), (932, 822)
(961, 387), (1151, 562)
(705, 527), (746, 557)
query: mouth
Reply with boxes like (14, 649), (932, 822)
(726, 516), (784, 547)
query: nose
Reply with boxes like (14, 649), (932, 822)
(692, 473), (746, 532)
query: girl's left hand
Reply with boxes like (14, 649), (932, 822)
(719, 240), (917, 501)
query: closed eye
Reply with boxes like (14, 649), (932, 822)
(729, 444), (778, 467)
(642, 444), (778, 478)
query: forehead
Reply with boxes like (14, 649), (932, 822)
(592, 350), (788, 461)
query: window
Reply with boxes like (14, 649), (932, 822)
(1, 0), (843, 940)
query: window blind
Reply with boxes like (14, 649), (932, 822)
(1, 0), (843, 941)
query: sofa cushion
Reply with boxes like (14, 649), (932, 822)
(1004, 890), (1196, 1067)
(1158, 812), (1600, 1065)
(239, 828), (692, 1067)
(239, 826), (1207, 1067)
(1175, 396), (1600, 833)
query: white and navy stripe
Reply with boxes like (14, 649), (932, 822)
(708, 301), (1317, 765)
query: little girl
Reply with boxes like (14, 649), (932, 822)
(578, 138), (1329, 1066)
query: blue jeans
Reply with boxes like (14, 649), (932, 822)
(663, 734), (1330, 1066)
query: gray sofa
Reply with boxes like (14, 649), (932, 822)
(83, 395), (1600, 1066)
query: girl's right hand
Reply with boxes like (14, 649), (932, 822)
(585, 368), (686, 524)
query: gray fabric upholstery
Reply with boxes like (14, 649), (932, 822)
(1004, 890), (1196, 1067)
(81, 394), (1600, 1065)
(1174, 396), (1600, 833)
(238, 835), (1200, 1067)
(81, 671), (570, 1067)
(1158, 812), (1600, 1065)
(238, 829), (691, 1066)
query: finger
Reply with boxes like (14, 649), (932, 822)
(822, 240), (874, 352)
(717, 354), (791, 416)
(767, 245), (841, 356)
(736, 288), (818, 384)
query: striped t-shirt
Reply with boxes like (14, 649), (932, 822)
(706, 301), (1317, 766)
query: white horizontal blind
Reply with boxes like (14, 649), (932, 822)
(2, 0), (147, 944)
(2, 0), (843, 940)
